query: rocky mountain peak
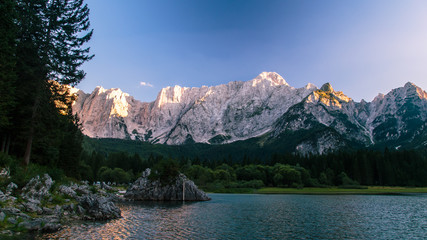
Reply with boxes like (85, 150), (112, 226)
(307, 83), (352, 109)
(252, 72), (289, 86)
(155, 85), (189, 108)
(305, 83), (317, 90)
(70, 73), (427, 154)
(403, 82), (427, 99)
(320, 82), (334, 92)
(404, 82), (417, 89)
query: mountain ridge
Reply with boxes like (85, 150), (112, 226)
(70, 72), (427, 154)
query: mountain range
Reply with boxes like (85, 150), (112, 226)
(70, 72), (427, 154)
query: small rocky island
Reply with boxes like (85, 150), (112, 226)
(125, 169), (211, 201)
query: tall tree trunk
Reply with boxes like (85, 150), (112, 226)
(23, 94), (40, 166)
(1, 135), (5, 152)
(23, 129), (33, 165)
(1, 134), (11, 154)
(5, 134), (10, 154)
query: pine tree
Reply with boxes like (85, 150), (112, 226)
(13, 0), (93, 165)
(0, 0), (17, 153)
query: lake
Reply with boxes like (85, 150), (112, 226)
(39, 193), (427, 239)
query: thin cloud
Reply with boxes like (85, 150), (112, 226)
(140, 81), (154, 87)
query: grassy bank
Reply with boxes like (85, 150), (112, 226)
(255, 186), (427, 195)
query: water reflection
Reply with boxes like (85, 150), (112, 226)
(39, 194), (427, 239)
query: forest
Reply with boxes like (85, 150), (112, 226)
(76, 142), (427, 192)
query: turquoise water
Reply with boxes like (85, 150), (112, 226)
(40, 193), (427, 239)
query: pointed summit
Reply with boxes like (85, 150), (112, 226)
(404, 82), (418, 89)
(402, 82), (427, 100)
(254, 72), (289, 86)
(320, 83), (334, 92)
(305, 83), (317, 91)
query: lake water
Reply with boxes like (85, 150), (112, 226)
(39, 193), (427, 239)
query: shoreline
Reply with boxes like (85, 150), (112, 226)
(207, 186), (427, 195)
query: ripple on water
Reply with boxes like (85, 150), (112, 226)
(39, 194), (427, 239)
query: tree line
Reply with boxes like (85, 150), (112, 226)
(74, 147), (427, 190)
(0, 0), (92, 179)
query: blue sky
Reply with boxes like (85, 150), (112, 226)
(79, 0), (427, 102)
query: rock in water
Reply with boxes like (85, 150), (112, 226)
(78, 194), (121, 220)
(124, 169), (211, 201)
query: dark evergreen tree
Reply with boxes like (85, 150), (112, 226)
(12, 0), (93, 166)
(0, 0), (17, 154)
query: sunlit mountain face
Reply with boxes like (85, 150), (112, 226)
(69, 72), (427, 154)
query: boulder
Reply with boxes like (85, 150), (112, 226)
(21, 202), (43, 214)
(0, 167), (10, 178)
(0, 190), (6, 201)
(58, 185), (77, 198)
(62, 203), (74, 213)
(21, 174), (53, 202)
(17, 215), (61, 232)
(7, 217), (17, 225)
(42, 207), (54, 215)
(75, 185), (90, 195)
(1, 207), (21, 215)
(75, 205), (85, 215)
(18, 220), (41, 231)
(53, 205), (62, 216)
(77, 194), (121, 220)
(124, 168), (210, 201)
(16, 212), (31, 220)
(101, 182), (113, 191)
(0, 189), (16, 203)
(6, 182), (17, 195)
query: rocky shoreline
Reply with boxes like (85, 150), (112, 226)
(0, 169), (210, 237)
(0, 174), (122, 237)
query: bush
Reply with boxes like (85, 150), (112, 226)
(111, 168), (132, 183)
(241, 180), (264, 189)
(149, 158), (180, 185)
(213, 169), (233, 182)
(98, 167), (131, 184)
(0, 152), (14, 167)
(184, 165), (214, 185)
(205, 181), (225, 192)
(7, 163), (65, 188)
(337, 172), (360, 187)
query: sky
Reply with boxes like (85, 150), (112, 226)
(79, 0), (427, 102)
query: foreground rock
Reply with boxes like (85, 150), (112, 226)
(124, 169), (210, 201)
(0, 174), (121, 235)
(21, 173), (53, 202)
(78, 194), (121, 220)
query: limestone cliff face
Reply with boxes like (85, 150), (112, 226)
(71, 72), (315, 144)
(363, 82), (427, 146)
(270, 82), (427, 154)
(70, 72), (427, 154)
